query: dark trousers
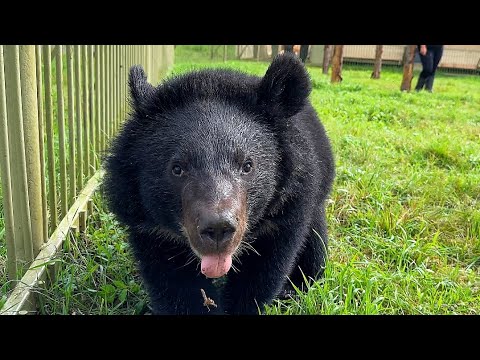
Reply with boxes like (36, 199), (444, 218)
(282, 45), (309, 63)
(415, 45), (444, 92)
(299, 45), (309, 63)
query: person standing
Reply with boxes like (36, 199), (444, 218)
(299, 45), (309, 63)
(415, 45), (444, 92)
(282, 45), (309, 63)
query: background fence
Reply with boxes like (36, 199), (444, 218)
(237, 45), (480, 74)
(0, 45), (174, 314)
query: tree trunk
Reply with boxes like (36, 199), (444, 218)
(258, 45), (269, 61)
(400, 45), (416, 91)
(322, 45), (331, 74)
(371, 45), (383, 79)
(253, 45), (259, 60)
(330, 45), (344, 83)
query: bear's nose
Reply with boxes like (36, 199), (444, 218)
(199, 214), (236, 244)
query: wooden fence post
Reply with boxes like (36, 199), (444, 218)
(43, 45), (58, 230)
(19, 46), (44, 256)
(0, 45), (18, 280)
(3, 45), (34, 271)
(35, 46), (49, 243)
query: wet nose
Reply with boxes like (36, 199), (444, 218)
(199, 214), (236, 244)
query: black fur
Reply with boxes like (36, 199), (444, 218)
(103, 53), (335, 315)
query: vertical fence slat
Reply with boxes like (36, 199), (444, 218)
(3, 45), (34, 266)
(105, 46), (109, 143)
(126, 45), (129, 118)
(138, 45), (141, 65)
(121, 45), (124, 127)
(66, 45), (76, 207)
(35, 46), (48, 243)
(114, 45), (118, 134)
(42, 45), (58, 232)
(112, 45), (115, 137)
(74, 45), (83, 190)
(19, 45), (44, 255)
(0, 45), (18, 280)
(100, 45), (106, 152)
(103, 45), (112, 148)
(112, 45), (116, 136)
(154, 45), (159, 83)
(88, 45), (96, 174)
(126, 46), (129, 115)
(81, 46), (90, 180)
(109, 45), (112, 141)
(95, 45), (101, 157)
(104, 46), (109, 143)
(129, 46), (132, 109)
(124, 45), (127, 123)
(118, 45), (121, 131)
(55, 45), (68, 218)
(144, 46), (147, 79)
(146, 45), (151, 84)
(116, 45), (120, 133)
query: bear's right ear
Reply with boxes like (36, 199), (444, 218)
(129, 65), (155, 112)
(257, 53), (311, 119)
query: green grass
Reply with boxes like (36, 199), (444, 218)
(36, 193), (149, 315)
(3, 46), (480, 314)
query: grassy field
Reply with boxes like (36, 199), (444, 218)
(2, 46), (480, 314)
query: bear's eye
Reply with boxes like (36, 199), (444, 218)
(242, 160), (253, 174)
(172, 165), (183, 176)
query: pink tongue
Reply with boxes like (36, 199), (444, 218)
(201, 254), (232, 278)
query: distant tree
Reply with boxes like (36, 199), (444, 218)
(258, 45), (269, 61)
(371, 45), (383, 79)
(323, 45), (331, 74)
(400, 45), (416, 91)
(331, 45), (344, 83)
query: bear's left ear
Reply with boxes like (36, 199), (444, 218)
(257, 53), (312, 118)
(129, 65), (155, 113)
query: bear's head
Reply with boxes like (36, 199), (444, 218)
(104, 53), (311, 278)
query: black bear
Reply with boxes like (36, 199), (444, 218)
(103, 53), (335, 315)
